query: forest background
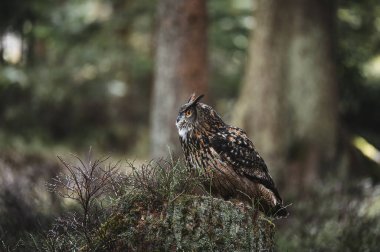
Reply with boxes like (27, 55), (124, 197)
(1, 0), (380, 250)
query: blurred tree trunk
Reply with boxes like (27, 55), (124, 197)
(233, 0), (338, 194)
(150, 0), (208, 158)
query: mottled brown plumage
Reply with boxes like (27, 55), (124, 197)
(176, 94), (288, 218)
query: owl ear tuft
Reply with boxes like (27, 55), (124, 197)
(188, 93), (204, 105)
(188, 93), (197, 103)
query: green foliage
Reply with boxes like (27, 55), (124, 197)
(129, 157), (204, 204)
(208, 0), (253, 98)
(337, 0), (380, 134)
(0, 0), (257, 151)
(1, 0), (380, 153)
(0, 0), (155, 152)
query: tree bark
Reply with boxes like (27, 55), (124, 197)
(233, 0), (338, 194)
(150, 0), (208, 158)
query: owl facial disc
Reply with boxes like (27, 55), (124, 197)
(176, 94), (204, 141)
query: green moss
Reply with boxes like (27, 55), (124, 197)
(91, 194), (275, 251)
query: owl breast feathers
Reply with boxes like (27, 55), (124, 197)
(176, 94), (288, 218)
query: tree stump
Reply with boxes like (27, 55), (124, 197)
(95, 195), (275, 251)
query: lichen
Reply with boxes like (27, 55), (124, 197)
(91, 194), (275, 251)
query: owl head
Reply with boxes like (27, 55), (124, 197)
(176, 94), (224, 140)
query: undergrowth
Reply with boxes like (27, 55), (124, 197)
(4, 151), (379, 251)
(1, 150), (278, 251)
(276, 179), (380, 252)
(1, 151), (208, 251)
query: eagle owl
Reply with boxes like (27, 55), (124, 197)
(176, 94), (288, 218)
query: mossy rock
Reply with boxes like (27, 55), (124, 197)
(92, 194), (275, 251)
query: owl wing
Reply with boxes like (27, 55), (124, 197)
(210, 126), (282, 201)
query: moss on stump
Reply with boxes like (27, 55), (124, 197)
(93, 194), (275, 251)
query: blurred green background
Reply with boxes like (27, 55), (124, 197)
(1, 0), (378, 155)
(0, 0), (253, 155)
(1, 0), (380, 250)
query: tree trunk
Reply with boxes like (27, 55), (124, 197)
(150, 0), (208, 158)
(233, 0), (338, 194)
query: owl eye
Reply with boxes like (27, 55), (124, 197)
(185, 109), (193, 117)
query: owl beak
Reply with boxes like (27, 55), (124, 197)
(176, 114), (184, 129)
(176, 113), (184, 124)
